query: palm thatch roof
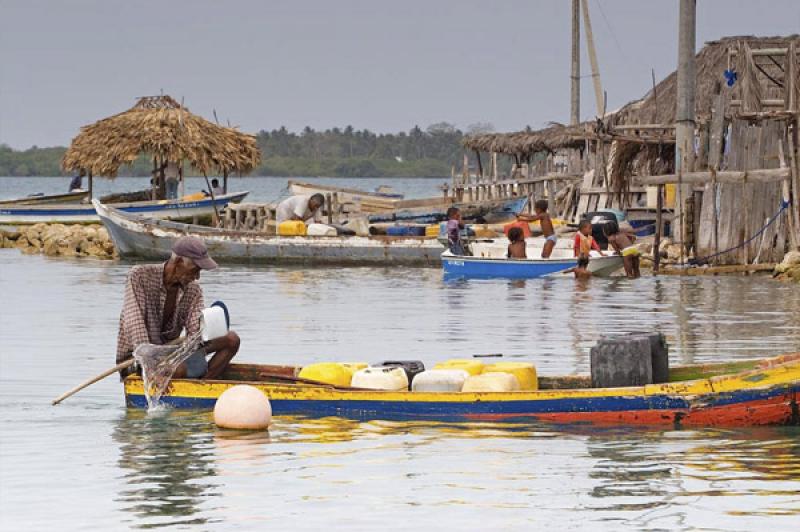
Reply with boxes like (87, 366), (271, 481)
(464, 35), (799, 157)
(613, 35), (799, 125)
(62, 95), (261, 177)
(462, 123), (585, 156)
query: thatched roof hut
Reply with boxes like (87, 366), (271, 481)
(62, 95), (261, 177)
(613, 35), (799, 126)
(463, 123), (585, 157)
(464, 35), (800, 158)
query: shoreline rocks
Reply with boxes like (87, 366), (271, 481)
(1, 223), (117, 260)
(773, 251), (800, 283)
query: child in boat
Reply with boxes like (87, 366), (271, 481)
(517, 199), (556, 258)
(446, 206), (466, 256)
(507, 227), (527, 258)
(604, 222), (641, 278)
(573, 256), (592, 279)
(573, 219), (603, 258)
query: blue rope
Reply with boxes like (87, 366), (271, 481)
(689, 200), (789, 265)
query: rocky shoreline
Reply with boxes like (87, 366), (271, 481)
(1, 223), (117, 259)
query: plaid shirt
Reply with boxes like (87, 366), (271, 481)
(116, 263), (204, 369)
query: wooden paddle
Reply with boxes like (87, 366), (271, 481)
(51, 359), (135, 405)
(51, 337), (184, 406)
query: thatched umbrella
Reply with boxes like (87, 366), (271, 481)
(62, 95), (261, 197)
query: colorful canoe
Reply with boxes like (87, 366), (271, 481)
(95, 200), (445, 265)
(441, 250), (623, 279)
(123, 353), (800, 427)
(0, 191), (248, 224)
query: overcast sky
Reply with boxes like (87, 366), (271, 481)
(1, 0), (798, 149)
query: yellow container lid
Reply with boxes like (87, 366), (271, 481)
(434, 359), (485, 376)
(298, 363), (352, 387)
(482, 362), (538, 390)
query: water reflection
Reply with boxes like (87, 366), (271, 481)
(112, 410), (220, 529)
(583, 427), (800, 522)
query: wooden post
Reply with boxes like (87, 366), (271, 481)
(326, 193), (333, 224)
(88, 171), (93, 199)
(779, 137), (797, 250)
(791, 117), (800, 248)
(223, 170), (229, 194)
(491, 152), (498, 182)
(677, 154), (685, 265)
(654, 184), (663, 273)
(332, 192), (339, 224)
(152, 158), (158, 200)
(581, 0), (604, 118)
(475, 150), (483, 180)
(741, 170), (749, 265)
(711, 167), (719, 264)
(570, 0), (580, 124)
(179, 162), (185, 198)
(674, 0), (696, 245)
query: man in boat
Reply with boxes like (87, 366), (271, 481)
(207, 178), (225, 197)
(276, 193), (325, 224)
(116, 236), (240, 380)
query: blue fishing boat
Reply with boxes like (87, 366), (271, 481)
(441, 251), (623, 279)
(0, 191), (248, 225)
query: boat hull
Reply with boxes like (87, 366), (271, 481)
(368, 197), (528, 224)
(441, 251), (623, 279)
(288, 180), (403, 212)
(0, 192), (248, 225)
(122, 355), (800, 427)
(96, 200), (445, 265)
(0, 190), (89, 206)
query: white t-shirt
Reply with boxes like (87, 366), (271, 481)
(276, 195), (318, 223)
(164, 161), (180, 181)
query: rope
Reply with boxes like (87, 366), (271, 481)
(688, 200), (789, 266)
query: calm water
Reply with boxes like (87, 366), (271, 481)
(1, 177), (800, 530)
(0, 175), (446, 203)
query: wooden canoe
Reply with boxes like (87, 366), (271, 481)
(123, 353), (800, 427)
(95, 200), (445, 265)
(288, 180), (404, 212)
(0, 190), (88, 206)
(0, 191), (248, 225)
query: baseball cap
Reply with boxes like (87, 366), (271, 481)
(172, 236), (218, 270)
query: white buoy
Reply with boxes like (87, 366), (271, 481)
(214, 385), (272, 430)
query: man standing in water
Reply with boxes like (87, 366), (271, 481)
(116, 236), (240, 380)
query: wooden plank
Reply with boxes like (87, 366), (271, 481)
(612, 124), (675, 130)
(638, 167), (791, 185)
(654, 185), (663, 273)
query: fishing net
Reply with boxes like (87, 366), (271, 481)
(133, 333), (202, 409)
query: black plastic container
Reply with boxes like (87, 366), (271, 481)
(378, 360), (426, 388)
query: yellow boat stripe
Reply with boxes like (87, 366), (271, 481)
(124, 355), (800, 402)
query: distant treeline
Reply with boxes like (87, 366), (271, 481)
(1, 122), (495, 178)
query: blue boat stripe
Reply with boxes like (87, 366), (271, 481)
(125, 383), (797, 416)
(0, 195), (241, 217)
